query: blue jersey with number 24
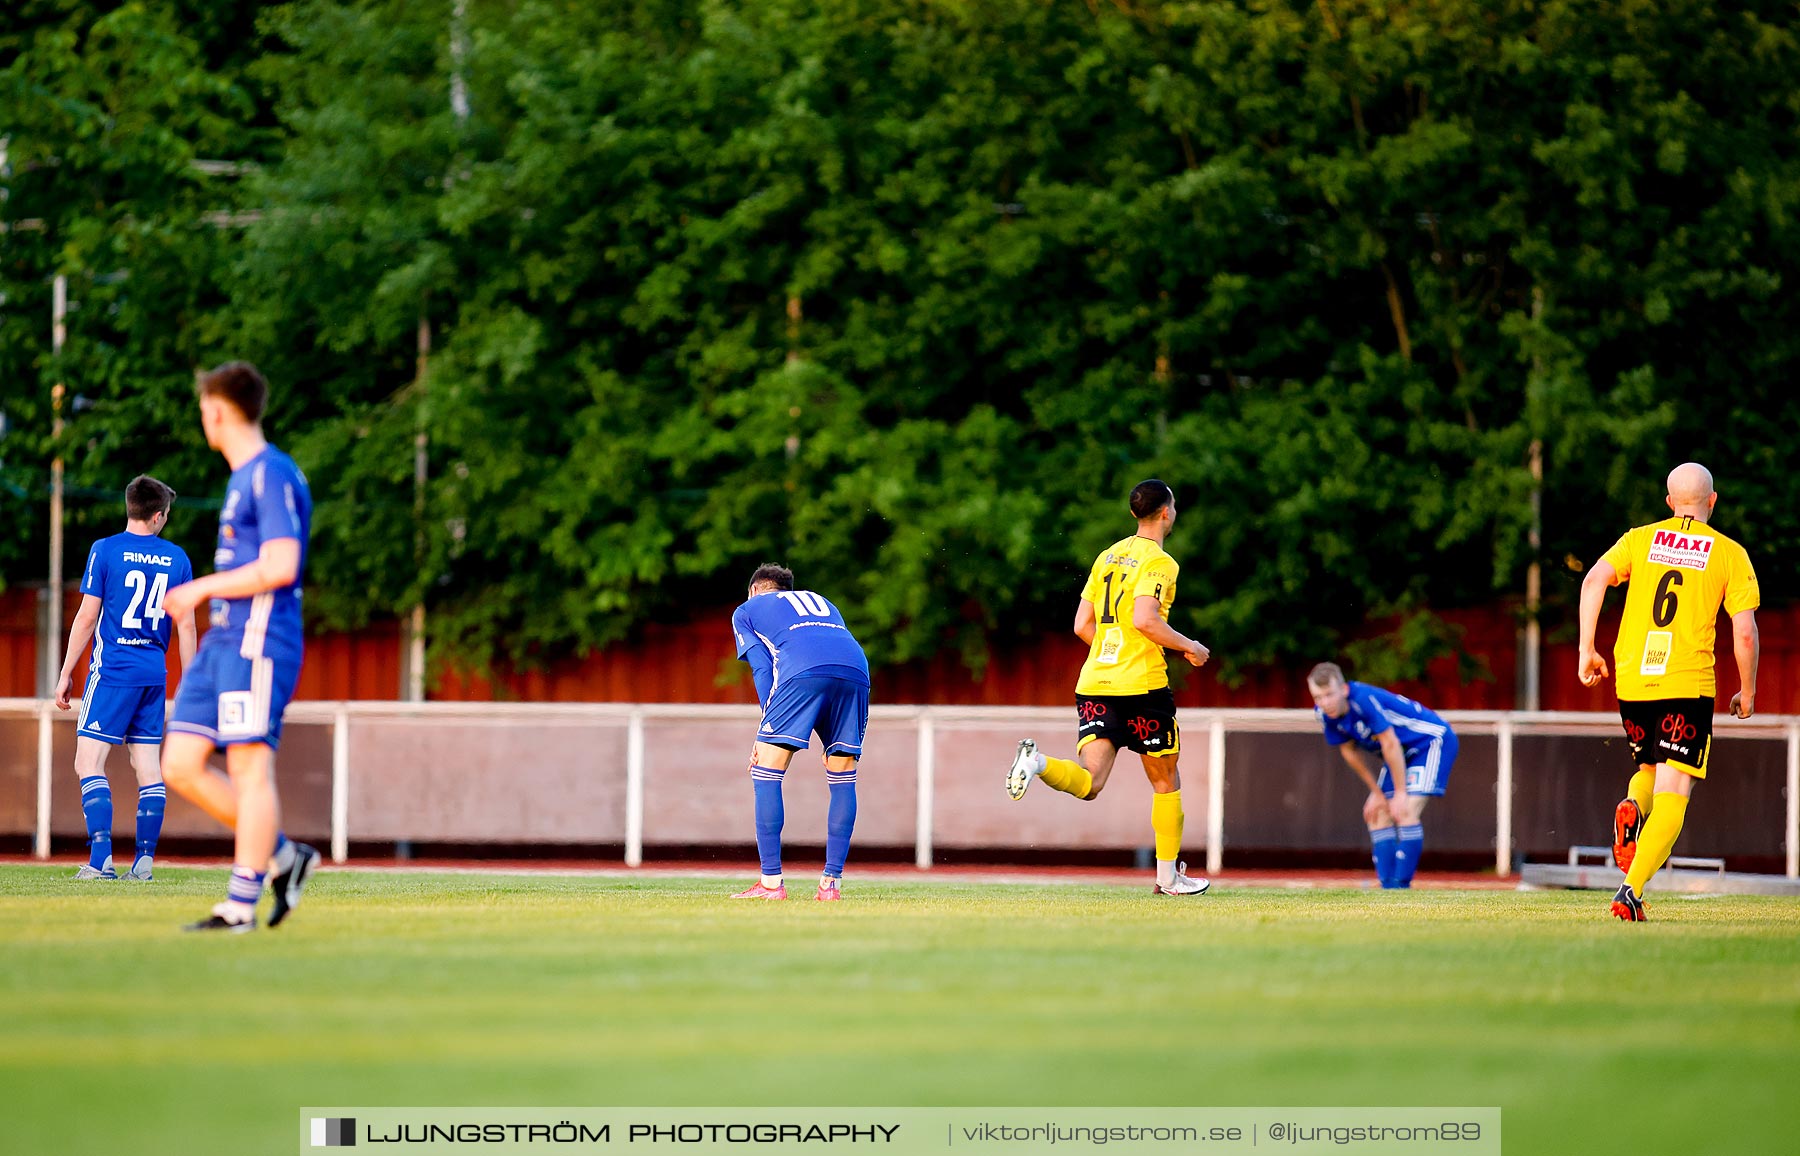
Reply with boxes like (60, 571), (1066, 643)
(81, 532), (194, 687)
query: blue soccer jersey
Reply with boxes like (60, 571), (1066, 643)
(208, 446), (311, 662)
(733, 589), (870, 699)
(1318, 682), (1451, 761)
(79, 532), (194, 687)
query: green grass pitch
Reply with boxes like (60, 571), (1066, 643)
(4, 864), (1798, 1156)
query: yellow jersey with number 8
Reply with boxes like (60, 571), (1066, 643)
(1075, 536), (1180, 696)
(1600, 516), (1759, 700)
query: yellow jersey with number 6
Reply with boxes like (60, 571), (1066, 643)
(1600, 516), (1759, 700)
(1075, 536), (1180, 696)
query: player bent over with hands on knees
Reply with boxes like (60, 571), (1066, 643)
(54, 476), (196, 881)
(1005, 480), (1212, 896)
(1577, 462), (1759, 922)
(1306, 664), (1457, 890)
(730, 564), (871, 901)
(158, 362), (321, 933)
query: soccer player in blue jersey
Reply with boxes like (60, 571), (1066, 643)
(53, 476), (197, 881)
(1307, 662), (1458, 889)
(159, 362), (320, 933)
(730, 564), (870, 901)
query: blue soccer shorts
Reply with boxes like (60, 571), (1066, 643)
(1377, 729), (1459, 798)
(757, 675), (870, 758)
(76, 678), (167, 745)
(168, 641), (301, 751)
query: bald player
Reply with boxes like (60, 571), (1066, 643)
(1578, 462), (1760, 921)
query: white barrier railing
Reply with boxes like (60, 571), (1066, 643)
(4, 699), (1796, 878)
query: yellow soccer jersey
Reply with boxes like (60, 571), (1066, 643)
(1602, 516), (1760, 700)
(1075, 536), (1180, 696)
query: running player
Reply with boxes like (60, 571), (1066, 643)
(1004, 480), (1212, 896)
(730, 564), (870, 901)
(159, 362), (321, 933)
(1306, 663), (1457, 889)
(53, 476), (196, 881)
(1578, 462), (1759, 922)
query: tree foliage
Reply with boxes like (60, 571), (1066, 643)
(4, 0), (1796, 686)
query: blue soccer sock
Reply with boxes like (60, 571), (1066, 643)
(1369, 826), (1398, 888)
(272, 831), (296, 874)
(225, 866), (266, 910)
(134, 782), (167, 865)
(824, 769), (858, 879)
(750, 766), (786, 879)
(1393, 823), (1425, 888)
(79, 775), (114, 871)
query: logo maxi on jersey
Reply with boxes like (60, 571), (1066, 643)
(1647, 529), (1713, 571)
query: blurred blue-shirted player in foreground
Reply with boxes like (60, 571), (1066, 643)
(160, 362), (321, 933)
(53, 476), (197, 881)
(731, 564), (870, 901)
(1307, 662), (1458, 889)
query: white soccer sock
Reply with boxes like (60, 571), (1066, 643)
(760, 874), (783, 890)
(1156, 859), (1177, 887)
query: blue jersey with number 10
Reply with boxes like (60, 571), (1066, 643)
(733, 590), (870, 692)
(80, 532), (194, 687)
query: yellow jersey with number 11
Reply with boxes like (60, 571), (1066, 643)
(1600, 515), (1759, 700)
(1075, 536), (1180, 696)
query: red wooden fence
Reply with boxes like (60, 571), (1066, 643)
(3, 585), (1793, 714)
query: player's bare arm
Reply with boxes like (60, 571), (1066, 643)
(176, 609), (198, 669)
(162, 537), (302, 620)
(1072, 598), (1097, 646)
(1336, 746), (1389, 823)
(1576, 559), (1619, 686)
(1131, 595), (1208, 667)
(1377, 728), (1414, 821)
(1729, 608), (1758, 719)
(54, 595), (104, 710)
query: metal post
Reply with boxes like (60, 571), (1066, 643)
(44, 275), (67, 698)
(1495, 717), (1515, 877)
(915, 712), (936, 869)
(331, 705), (350, 863)
(624, 709), (645, 866)
(1787, 720), (1799, 880)
(1206, 715), (1226, 876)
(35, 702), (53, 859)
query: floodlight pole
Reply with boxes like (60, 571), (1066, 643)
(44, 275), (67, 698)
(1524, 437), (1542, 711)
(1520, 287), (1546, 712)
(405, 315), (429, 703)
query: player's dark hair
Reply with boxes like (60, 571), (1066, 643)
(197, 360), (268, 423)
(1129, 479), (1174, 520)
(749, 563), (795, 592)
(125, 475), (176, 522)
(1308, 662), (1346, 688)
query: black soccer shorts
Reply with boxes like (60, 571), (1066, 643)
(1074, 686), (1180, 757)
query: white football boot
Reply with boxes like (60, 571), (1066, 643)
(1005, 739), (1044, 800)
(1152, 861), (1211, 897)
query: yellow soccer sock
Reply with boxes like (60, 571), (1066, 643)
(1040, 756), (1094, 800)
(1151, 790), (1184, 862)
(1625, 791), (1689, 898)
(1628, 769), (1655, 817)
